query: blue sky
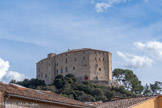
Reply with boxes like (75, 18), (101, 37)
(0, 0), (162, 84)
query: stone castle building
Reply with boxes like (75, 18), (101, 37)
(36, 48), (112, 85)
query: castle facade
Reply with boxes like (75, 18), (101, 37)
(36, 48), (112, 85)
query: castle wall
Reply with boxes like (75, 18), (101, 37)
(36, 49), (112, 85)
(89, 50), (111, 80)
(55, 50), (90, 81)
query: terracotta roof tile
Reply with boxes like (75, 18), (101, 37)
(0, 82), (90, 108)
(94, 96), (157, 108)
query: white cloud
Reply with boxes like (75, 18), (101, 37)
(95, 0), (127, 13)
(0, 58), (25, 83)
(95, 2), (112, 13)
(134, 41), (162, 58)
(117, 51), (153, 68)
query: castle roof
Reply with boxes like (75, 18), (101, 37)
(59, 48), (111, 55)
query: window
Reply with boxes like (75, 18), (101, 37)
(99, 58), (101, 61)
(95, 57), (97, 61)
(84, 64), (87, 67)
(56, 69), (58, 75)
(45, 74), (47, 78)
(99, 52), (100, 54)
(83, 56), (85, 60)
(83, 51), (85, 54)
(73, 67), (75, 70)
(66, 58), (67, 63)
(99, 68), (101, 71)
(65, 67), (68, 72)
(61, 68), (63, 73)
(75, 57), (77, 61)
(95, 51), (96, 54)
(103, 58), (104, 61)
(66, 53), (67, 56)
(57, 63), (58, 66)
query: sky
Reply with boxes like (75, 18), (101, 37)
(0, 0), (162, 84)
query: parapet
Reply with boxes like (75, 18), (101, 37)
(48, 53), (56, 58)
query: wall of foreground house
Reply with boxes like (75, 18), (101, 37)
(132, 96), (162, 108)
(5, 96), (81, 108)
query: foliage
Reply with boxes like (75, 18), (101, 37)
(10, 78), (45, 89)
(143, 81), (162, 96)
(10, 69), (162, 102)
(53, 74), (135, 102)
(113, 69), (143, 94)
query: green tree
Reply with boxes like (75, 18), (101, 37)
(113, 69), (143, 94)
(143, 84), (151, 96)
(150, 81), (162, 95)
(53, 75), (64, 89)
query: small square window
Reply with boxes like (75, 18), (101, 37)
(61, 68), (63, 73)
(74, 57), (77, 61)
(65, 67), (68, 72)
(99, 68), (101, 71)
(73, 67), (75, 70)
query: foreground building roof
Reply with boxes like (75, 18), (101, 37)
(0, 82), (91, 108)
(94, 96), (159, 108)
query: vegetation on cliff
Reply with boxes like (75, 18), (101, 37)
(10, 69), (162, 102)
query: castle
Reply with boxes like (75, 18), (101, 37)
(36, 48), (112, 85)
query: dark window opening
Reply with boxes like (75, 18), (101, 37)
(95, 51), (96, 54)
(103, 58), (104, 61)
(65, 67), (68, 72)
(99, 68), (101, 71)
(75, 57), (77, 61)
(99, 58), (101, 61)
(45, 74), (47, 78)
(66, 58), (67, 63)
(84, 64), (87, 67)
(61, 68), (63, 73)
(56, 69), (58, 75)
(73, 67), (75, 70)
